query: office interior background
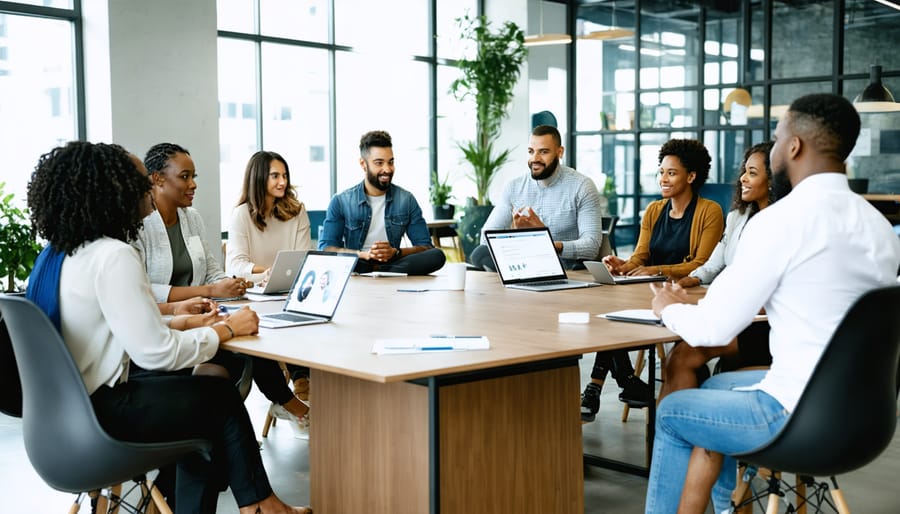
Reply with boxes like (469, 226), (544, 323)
(1, 0), (898, 252)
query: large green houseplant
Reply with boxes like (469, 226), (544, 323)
(0, 183), (42, 292)
(449, 14), (527, 258)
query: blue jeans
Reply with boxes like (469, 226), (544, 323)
(644, 370), (790, 514)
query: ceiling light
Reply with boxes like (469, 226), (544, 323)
(873, 0), (900, 12)
(524, 34), (573, 47)
(580, 28), (634, 41)
(524, 1), (571, 47)
(854, 64), (895, 103)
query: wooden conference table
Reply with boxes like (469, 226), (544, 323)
(223, 270), (677, 514)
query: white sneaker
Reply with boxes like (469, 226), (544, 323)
(268, 402), (310, 440)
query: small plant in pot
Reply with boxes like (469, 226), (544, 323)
(0, 183), (43, 293)
(429, 170), (455, 220)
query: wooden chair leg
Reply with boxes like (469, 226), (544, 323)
(732, 464), (755, 513)
(149, 484), (173, 514)
(261, 360), (293, 438)
(830, 477), (850, 514)
(261, 409), (276, 437)
(795, 476), (807, 514)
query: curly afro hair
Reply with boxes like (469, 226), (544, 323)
(731, 141), (775, 217)
(658, 139), (711, 193)
(27, 141), (151, 255)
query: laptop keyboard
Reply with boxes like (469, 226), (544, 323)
(267, 313), (318, 322)
(532, 279), (568, 286)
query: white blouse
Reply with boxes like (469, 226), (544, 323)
(59, 238), (220, 394)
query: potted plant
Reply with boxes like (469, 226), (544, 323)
(449, 13), (527, 259)
(0, 183), (42, 292)
(429, 170), (455, 220)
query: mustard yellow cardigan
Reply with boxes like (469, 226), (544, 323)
(623, 196), (724, 279)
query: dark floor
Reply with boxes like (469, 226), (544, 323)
(3, 355), (899, 513)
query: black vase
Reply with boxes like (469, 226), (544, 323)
(457, 204), (495, 262)
(432, 204), (455, 220)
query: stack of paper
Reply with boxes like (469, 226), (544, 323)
(599, 309), (662, 326)
(372, 335), (490, 355)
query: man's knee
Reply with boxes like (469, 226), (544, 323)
(469, 244), (495, 271)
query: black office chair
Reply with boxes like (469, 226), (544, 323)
(0, 295), (212, 513)
(731, 285), (900, 514)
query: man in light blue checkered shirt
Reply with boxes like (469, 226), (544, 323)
(470, 124), (608, 270)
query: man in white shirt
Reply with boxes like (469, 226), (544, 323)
(643, 93), (900, 514)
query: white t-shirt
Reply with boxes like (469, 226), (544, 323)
(362, 194), (388, 250)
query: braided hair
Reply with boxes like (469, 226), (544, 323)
(144, 142), (190, 175)
(27, 141), (151, 255)
(658, 139), (711, 194)
(731, 141), (775, 217)
(238, 151), (303, 231)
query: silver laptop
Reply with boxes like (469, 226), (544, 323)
(246, 250), (308, 295)
(584, 260), (668, 285)
(258, 251), (357, 328)
(483, 227), (597, 292)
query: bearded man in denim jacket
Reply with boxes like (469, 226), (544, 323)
(318, 130), (446, 275)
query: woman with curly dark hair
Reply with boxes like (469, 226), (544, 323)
(580, 139), (725, 421)
(660, 141), (780, 401)
(25, 141), (311, 514)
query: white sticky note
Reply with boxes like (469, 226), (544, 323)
(559, 312), (590, 324)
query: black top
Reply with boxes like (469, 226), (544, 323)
(648, 194), (697, 266)
(166, 219), (193, 286)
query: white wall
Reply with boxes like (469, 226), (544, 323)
(82, 0), (223, 257)
(486, 0), (531, 205)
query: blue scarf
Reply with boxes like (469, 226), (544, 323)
(25, 245), (65, 332)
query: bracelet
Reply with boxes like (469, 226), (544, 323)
(216, 322), (235, 339)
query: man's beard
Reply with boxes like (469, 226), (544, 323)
(530, 157), (559, 181)
(365, 163), (391, 191)
(770, 168), (793, 201)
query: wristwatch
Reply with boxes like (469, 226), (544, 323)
(394, 247), (401, 259)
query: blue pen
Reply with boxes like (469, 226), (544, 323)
(431, 335), (481, 339)
(420, 346), (454, 351)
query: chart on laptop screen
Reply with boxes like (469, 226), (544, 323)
(489, 231), (562, 280)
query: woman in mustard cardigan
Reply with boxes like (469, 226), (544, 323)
(580, 139), (724, 422)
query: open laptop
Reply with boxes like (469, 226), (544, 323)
(483, 227), (597, 292)
(584, 260), (668, 285)
(246, 250), (308, 295)
(258, 251), (358, 328)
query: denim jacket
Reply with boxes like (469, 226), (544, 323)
(318, 181), (433, 251)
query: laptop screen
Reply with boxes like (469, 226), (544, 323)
(484, 228), (567, 284)
(282, 252), (357, 318)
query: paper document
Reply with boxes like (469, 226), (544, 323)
(372, 335), (490, 355)
(244, 293), (289, 302)
(359, 271), (408, 277)
(599, 309), (663, 326)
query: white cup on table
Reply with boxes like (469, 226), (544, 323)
(446, 262), (467, 290)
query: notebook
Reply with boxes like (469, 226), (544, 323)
(584, 260), (668, 285)
(257, 251), (358, 328)
(483, 227), (597, 292)
(246, 250), (308, 295)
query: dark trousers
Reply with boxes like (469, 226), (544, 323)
(90, 374), (272, 514)
(210, 352), (303, 405)
(589, 349), (637, 385)
(354, 247), (446, 275)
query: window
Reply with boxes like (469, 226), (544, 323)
(0, 4), (80, 207)
(216, 0), (477, 223)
